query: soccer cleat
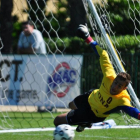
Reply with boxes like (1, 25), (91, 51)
(76, 125), (85, 132)
(76, 123), (92, 132)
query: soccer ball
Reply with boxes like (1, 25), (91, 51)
(53, 124), (75, 140)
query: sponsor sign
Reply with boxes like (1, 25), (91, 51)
(0, 55), (83, 107)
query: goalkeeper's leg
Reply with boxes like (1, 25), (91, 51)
(54, 106), (106, 132)
(54, 93), (90, 126)
(67, 107), (106, 132)
(53, 110), (92, 130)
(54, 113), (68, 126)
(54, 89), (99, 129)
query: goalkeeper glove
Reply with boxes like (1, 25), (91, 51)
(76, 24), (90, 40)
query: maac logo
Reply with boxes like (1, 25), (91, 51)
(48, 62), (78, 97)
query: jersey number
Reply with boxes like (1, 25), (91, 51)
(98, 92), (112, 108)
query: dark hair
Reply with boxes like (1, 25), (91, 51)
(117, 72), (131, 87)
(22, 20), (34, 27)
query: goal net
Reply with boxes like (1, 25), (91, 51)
(0, 0), (140, 132)
(0, 0), (83, 130)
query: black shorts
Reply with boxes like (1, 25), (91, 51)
(67, 89), (106, 125)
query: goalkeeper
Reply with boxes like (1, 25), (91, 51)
(54, 24), (140, 132)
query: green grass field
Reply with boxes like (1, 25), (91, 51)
(0, 112), (140, 140)
(0, 128), (140, 140)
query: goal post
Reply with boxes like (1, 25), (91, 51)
(84, 0), (140, 110)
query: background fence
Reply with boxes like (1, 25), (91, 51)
(82, 52), (140, 98)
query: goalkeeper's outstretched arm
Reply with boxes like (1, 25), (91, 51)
(77, 24), (115, 77)
(77, 24), (100, 56)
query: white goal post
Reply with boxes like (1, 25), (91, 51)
(85, 0), (140, 110)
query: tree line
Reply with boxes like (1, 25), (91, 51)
(0, 0), (139, 54)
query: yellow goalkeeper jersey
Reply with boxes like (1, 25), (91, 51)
(88, 45), (132, 118)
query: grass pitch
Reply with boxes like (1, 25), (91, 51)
(0, 129), (140, 140)
(0, 112), (140, 140)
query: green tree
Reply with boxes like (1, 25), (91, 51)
(67, 0), (87, 36)
(0, 0), (13, 53)
(42, 0), (87, 37)
(107, 0), (139, 35)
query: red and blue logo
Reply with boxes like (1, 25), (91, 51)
(47, 62), (78, 98)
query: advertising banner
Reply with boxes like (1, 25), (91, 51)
(0, 55), (83, 108)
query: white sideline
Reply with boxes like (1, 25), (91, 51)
(0, 126), (140, 133)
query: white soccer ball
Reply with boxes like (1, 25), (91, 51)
(53, 124), (75, 140)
